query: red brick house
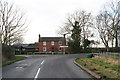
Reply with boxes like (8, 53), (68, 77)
(38, 34), (66, 52)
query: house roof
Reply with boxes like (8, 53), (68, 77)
(13, 44), (29, 47)
(27, 43), (39, 48)
(40, 37), (65, 42)
(13, 43), (38, 48)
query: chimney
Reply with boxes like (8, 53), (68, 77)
(38, 34), (41, 42)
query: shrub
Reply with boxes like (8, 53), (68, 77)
(2, 44), (15, 61)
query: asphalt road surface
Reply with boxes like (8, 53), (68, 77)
(2, 54), (93, 80)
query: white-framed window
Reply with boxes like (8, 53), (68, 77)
(58, 41), (62, 45)
(22, 49), (25, 51)
(58, 47), (62, 51)
(51, 41), (54, 45)
(43, 41), (46, 46)
(43, 47), (47, 52)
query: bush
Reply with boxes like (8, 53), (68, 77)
(15, 50), (39, 55)
(2, 44), (15, 61)
(108, 47), (120, 52)
(80, 48), (92, 53)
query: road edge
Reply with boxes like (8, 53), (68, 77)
(2, 56), (26, 66)
(74, 58), (101, 79)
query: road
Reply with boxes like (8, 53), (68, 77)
(2, 54), (93, 80)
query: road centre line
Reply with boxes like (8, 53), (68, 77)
(34, 60), (44, 80)
(41, 60), (44, 65)
(34, 68), (41, 80)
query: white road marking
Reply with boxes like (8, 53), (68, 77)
(34, 68), (41, 80)
(16, 61), (22, 63)
(21, 64), (28, 66)
(25, 56), (29, 57)
(16, 67), (23, 69)
(41, 60), (44, 65)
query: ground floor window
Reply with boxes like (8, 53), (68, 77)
(43, 47), (47, 52)
(58, 47), (62, 51)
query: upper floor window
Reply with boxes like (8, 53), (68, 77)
(51, 41), (54, 45)
(58, 41), (62, 45)
(43, 41), (46, 46)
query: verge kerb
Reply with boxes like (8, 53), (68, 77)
(74, 58), (101, 79)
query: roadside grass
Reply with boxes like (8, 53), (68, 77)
(75, 57), (120, 79)
(2, 56), (26, 66)
(107, 54), (120, 59)
(109, 54), (120, 57)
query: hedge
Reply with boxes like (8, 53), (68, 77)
(2, 44), (15, 61)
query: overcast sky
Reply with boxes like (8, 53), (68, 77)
(6, 0), (114, 43)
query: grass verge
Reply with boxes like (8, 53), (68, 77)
(75, 57), (120, 79)
(2, 56), (26, 66)
(109, 54), (120, 57)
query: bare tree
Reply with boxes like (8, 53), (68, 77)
(105, 1), (120, 48)
(90, 40), (100, 48)
(96, 12), (111, 51)
(58, 10), (93, 46)
(0, 1), (27, 45)
(96, 1), (120, 49)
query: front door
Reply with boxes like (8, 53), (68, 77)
(51, 46), (54, 52)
